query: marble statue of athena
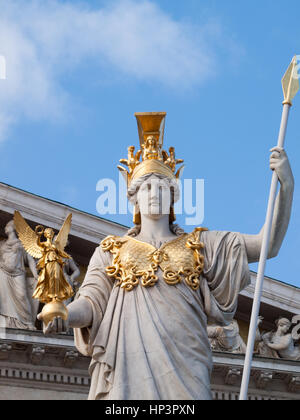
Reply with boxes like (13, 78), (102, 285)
(40, 112), (294, 400)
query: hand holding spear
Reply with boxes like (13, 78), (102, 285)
(239, 56), (300, 400)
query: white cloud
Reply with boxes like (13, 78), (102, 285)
(0, 0), (241, 141)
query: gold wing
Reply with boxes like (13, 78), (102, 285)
(13, 211), (43, 259)
(55, 213), (72, 252)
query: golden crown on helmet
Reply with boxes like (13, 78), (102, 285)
(118, 112), (184, 225)
(118, 112), (184, 186)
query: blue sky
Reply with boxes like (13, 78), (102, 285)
(0, 0), (300, 286)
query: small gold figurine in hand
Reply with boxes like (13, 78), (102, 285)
(13, 211), (74, 326)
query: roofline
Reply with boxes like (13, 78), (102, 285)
(249, 270), (300, 291)
(241, 271), (300, 314)
(0, 182), (127, 243)
(0, 181), (128, 229)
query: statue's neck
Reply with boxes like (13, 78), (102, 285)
(138, 214), (175, 241)
(7, 232), (18, 243)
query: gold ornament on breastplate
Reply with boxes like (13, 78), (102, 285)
(101, 227), (207, 292)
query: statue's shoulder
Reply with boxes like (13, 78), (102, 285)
(100, 234), (128, 252)
(193, 227), (209, 234)
(187, 227), (209, 241)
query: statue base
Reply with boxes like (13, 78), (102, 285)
(40, 299), (68, 326)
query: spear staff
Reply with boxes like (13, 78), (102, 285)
(239, 56), (300, 401)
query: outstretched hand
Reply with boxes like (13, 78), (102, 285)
(37, 313), (69, 335)
(270, 147), (294, 188)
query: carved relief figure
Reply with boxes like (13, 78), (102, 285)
(162, 147), (184, 172)
(39, 113), (294, 401)
(253, 315), (264, 352)
(258, 318), (300, 360)
(207, 320), (247, 354)
(0, 220), (38, 330)
(119, 146), (142, 175)
(142, 135), (163, 161)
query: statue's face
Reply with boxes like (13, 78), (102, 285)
(5, 222), (14, 235)
(44, 228), (54, 240)
(137, 175), (172, 219)
(278, 320), (290, 334)
(146, 136), (156, 148)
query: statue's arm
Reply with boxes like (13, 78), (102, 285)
(242, 147), (294, 263)
(67, 298), (93, 328)
(36, 235), (44, 249)
(264, 334), (292, 351)
(39, 298), (93, 335)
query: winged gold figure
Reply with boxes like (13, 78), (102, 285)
(14, 211), (74, 323)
